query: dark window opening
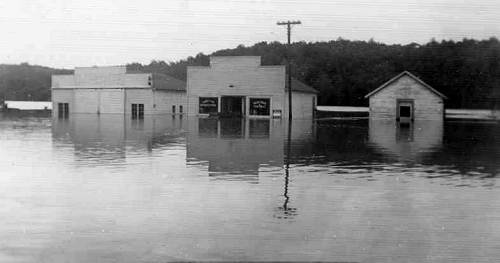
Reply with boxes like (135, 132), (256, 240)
(58, 103), (69, 118)
(249, 98), (270, 116)
(172, 105), (176, 114)
(179, 105), (183, 114)
(199, 97), (218, 114)
(132, 103), (144, 119)
(399, 106), (411, 117)
(132, 104), (137, 117)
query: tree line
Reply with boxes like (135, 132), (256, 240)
(129, 37), (500, 109)
(1, 38), (499, 108)
(0, 63), (71, 102)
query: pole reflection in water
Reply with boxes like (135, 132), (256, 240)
(274, 120), (297, 220)
(3, 112), (500, 261)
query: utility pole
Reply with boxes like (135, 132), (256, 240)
(277, 20), (301, 121)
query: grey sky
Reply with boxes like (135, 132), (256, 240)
(1, 0), (499, 68)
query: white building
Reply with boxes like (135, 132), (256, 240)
(52, 66), (186, 118)
(187, 56), (318, 119)
(365, 71), (447, 122)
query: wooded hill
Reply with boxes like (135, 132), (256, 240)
(0, 63), (71, 101)
(2, 38), (499, 108)
(128, 37), (500, 109)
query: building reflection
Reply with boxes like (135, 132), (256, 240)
(186, 118), (284, 183)
(51, 114), (185, 165)
(187, 118), (317, 181)
(368, 118), (443, 162)
(187, 117), (316, 220)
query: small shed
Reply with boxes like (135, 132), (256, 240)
(365, 71), (447, 121)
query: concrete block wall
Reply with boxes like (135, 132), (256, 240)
(152, 90), (187, 115)
(369, 75), (444, 120)
(52, 66), (186, 116)
(52, 88), (186, 115)
(99, 89), (125, 114)
(52, 89), (74, 116)
(124, 89), (154, 115)
(52, 75), (76, 89)
(53, 66), (151, 89)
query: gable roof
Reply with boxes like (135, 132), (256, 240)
(364, 71), (447, 99)
(286, 77), (319, 94)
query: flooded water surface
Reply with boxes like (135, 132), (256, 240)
(0, 113), (499, 262)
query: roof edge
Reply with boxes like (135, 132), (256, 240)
(364, 71), (448, 99)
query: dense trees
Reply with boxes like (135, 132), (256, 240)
(0, 63), (71, 101)
(1, 38), (499, 108)
(128, 38), (500, 108)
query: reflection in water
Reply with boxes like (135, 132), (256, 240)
(187, 118), (316, 220)
(187, 118), (317, 182)
(368, 118), (443, 162)
(274, 121), (298, 220)
(1, 113), (500, 262)
(426, 120), (500, 179)
(186, 118), (283, 183)
(310, 118), (499, 186)
(52, 114), (185, 167)
(220, 118), (245, 139)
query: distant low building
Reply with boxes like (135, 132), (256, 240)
(4, 101), (52, 110)
(51, 66), (186, 118)
(365, 71), (447, 121)
(187, 56), (318, 119)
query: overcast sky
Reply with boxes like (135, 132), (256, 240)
(1, 0), (499, 68)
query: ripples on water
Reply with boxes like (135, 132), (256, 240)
(0, 112), (499, 262)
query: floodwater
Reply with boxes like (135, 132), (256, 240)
(0, 112), (499, 262)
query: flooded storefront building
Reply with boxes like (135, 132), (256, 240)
(365, 71), (447, 121)
(187, 56), (318, 119)
(51, 66), (186, 118)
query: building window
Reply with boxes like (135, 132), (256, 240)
(148, 75), (152, 86)
(172, 105), (176, 114)
(179, 105), (183, 114)
(249, 98), (270, 116)
(199, 97), (218, 114)
(132, 103), (144, 119)
(58, 103), (69, 118)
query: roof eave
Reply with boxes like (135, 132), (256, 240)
(364, 71), (448, 99)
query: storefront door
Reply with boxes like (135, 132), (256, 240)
(221, 96), (244, 117)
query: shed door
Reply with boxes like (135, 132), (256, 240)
(397, 101), (413, 123)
